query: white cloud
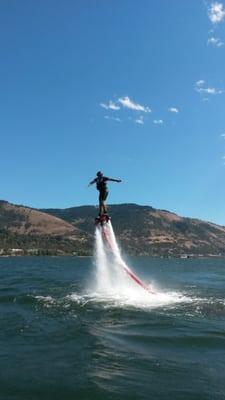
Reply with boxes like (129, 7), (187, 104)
(118, 96), (152, 113)
(168, 107), (179, 113)
(135, 116), (144, 125)
(153, 119), (163, 124)
(195, 80), (223, 95)
(197, 87), (222, 94)
(208, 2), (225, 24)
(100, 101), (120, 110)
(221, 133), (225, 137)
(104, 115), (121, 122)
(196, 80), (205, 87)
(207, 36), (224, 46)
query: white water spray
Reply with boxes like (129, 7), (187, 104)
(94, 221), (130, 294)
(89, 220), (190, 309)
(93, 221), (153, 297)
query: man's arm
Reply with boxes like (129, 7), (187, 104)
(106, 177), (122, 183)
(88, 178), (96, 187)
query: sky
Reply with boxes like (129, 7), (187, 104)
(0, 0), (225, 224)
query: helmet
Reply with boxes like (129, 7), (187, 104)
(96, 171), (103, 177)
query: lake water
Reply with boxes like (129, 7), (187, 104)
(0, 256), (225, 400)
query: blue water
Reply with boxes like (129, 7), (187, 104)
(0, 256), (225, 400)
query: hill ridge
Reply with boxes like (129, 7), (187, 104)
(0, 200), (225, 257)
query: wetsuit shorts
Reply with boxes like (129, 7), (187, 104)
(99, 190), (108, 202)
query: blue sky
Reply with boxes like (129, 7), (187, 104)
(0, 0), (225, 224)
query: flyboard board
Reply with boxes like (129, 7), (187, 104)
(95, 214), (153, 294)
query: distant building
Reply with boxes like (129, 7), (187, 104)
(11, 248), (24, 256)
(27, 249), (39, 255)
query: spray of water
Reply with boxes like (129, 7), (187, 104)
(89, 221), (190, 309)
(94, 222), (131, 294)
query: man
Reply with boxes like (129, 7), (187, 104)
(89, 171), (122, 216)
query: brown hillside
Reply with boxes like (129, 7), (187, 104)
(0, 201), (78, 236)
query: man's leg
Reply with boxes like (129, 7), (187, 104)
(103, 201), (107, 214)
(99, 193), (103, 215)
(103, 191), (109, 214)
(99, 201), (105, 216)
(100, 202), (104, 215)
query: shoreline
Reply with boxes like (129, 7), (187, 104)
(1, 254), (225, 259)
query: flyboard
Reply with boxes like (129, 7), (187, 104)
(95, 214), (154, 294)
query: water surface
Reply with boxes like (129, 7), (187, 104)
(0, 256), (225, 400)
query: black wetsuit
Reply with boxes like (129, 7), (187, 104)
(90, 176), (121, 207)
(94, 176), (109, 202)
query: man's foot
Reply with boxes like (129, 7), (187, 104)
(95, 214), (110, 225)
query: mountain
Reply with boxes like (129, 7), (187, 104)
(43, 203), (225, 257)
(0, 200), (225, 257)
(0, 201), (91, 255)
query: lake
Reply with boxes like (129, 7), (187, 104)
(0, 256), (225, 400)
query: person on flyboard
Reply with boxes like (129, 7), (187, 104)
(88, 171), (122, 224)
